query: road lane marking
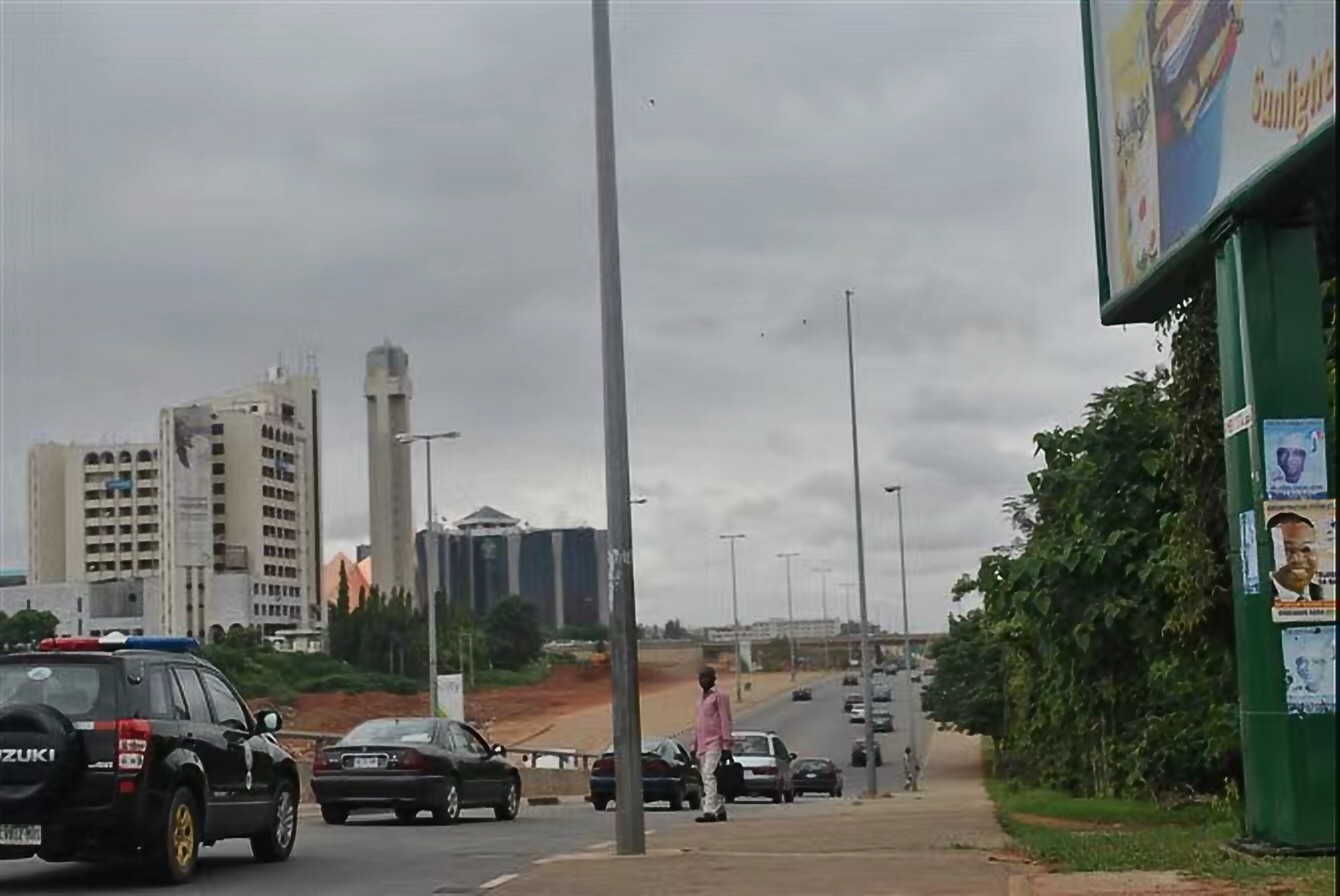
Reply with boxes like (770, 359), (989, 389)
(479, 873), (518, 890)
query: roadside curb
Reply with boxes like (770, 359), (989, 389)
(527, 795), (590, 806)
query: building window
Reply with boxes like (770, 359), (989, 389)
(210, 423), (224, 436)
(211, 482), (225, 495)
(137, 487), (158, 498)
(118, 451), (132, 463)
(85, 452), (99, 465)
(100, 452), (114, 464)
(211, 443), (225, 456)
(212, 462), (225, 475)
(137, 505), (153, 516)
(137, 449), (153, 462)
(119, 506), (132, 517)
(212, 503), (225, 515)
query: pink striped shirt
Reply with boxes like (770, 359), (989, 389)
(693, 686), (733, 754)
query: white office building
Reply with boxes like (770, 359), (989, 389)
(706, 617), (842, 642)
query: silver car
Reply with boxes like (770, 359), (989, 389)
(728, 731), (797, 804)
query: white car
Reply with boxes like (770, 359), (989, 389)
(848, 703), (866, 724)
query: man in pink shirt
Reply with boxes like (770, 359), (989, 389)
(691, 666), (733, 823)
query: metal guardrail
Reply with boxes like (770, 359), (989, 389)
(275, 730), (597, 771)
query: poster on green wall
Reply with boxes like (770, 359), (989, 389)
(1263, 499), (1336, 622)
(1281, 625), (1335, 715)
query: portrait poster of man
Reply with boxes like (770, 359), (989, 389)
(1264, 500), (1336, 623)
(1280, 626), (1335, 716)
(1262, 419), (1327, 500)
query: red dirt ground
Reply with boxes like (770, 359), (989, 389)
(270, 663), (682, 736)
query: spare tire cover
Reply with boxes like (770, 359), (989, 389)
(0, 703), (83, 808)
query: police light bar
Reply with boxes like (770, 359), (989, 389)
(37, 634), (200, 653)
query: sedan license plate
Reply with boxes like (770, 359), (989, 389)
(0, 824), (42, 847)
(352, 755), (383, 770)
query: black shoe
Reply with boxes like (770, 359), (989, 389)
(695, 813), (718, 823)
(715, 808), (728, 822)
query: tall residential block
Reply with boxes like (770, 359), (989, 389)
(364, 342), (415, 598)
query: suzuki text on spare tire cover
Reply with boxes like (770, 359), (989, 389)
(0, 634), (300, 885)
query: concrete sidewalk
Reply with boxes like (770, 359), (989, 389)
(493, 729), (1028, 895)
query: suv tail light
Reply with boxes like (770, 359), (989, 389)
(116, 719), (152, 772)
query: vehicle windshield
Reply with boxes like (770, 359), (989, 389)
(343, 719), (437, 745)
(601, 739), (666, 755)
(0, 662), (115, 722)
(731, 735), (771, 755)
(793, 759), (831, 773)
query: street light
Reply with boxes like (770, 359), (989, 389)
(719, 534), (746, 702)
(395, 430), (461, 718)
(591, 0), (644, 857)
(777, 552), (799, 681)
(812, 566), (831, 670)
(841, 288), (877, 799)
(884, 484), (918, 791)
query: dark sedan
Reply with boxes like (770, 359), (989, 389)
(791, 687), (813, 701)
(791, 758), (843, 797)
(311, 718), (521, 825)
(871, 710), (894, 733)
(842, 673), (859, 686)
(589, 738), (703, 812)
(851, 739), (883, 767)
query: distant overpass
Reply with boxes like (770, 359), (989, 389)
(702, 632), (943, 654)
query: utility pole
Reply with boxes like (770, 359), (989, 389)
(839, 582), (856, 663)
(885, 485), (919, 790)
(396, 430), (461, 717)
(590, 0), (644, 856)
(777, 552), (799, 681)
(812, 566), (831, 670)
(720, 534), (747, 702)
(842, 288), (877, 799)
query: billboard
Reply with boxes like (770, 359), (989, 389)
(435, 673), (464, 721)
(170, 405), (213, 568)
(1083, 0), (1335, 321)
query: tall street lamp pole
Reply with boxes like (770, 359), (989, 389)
(590, 0), (644, 856)
(396, 430), (461, 718)
(777, 552), (799, 681)
(720, 534), (747, 701)
(812, 566), (831, 670)
(842, 288), (877, 799)
(838, 582), (856, 662)
(885, 484), (918, 790)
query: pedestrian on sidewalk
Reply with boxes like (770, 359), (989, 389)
(691, 665), (733, 823)
(903, 746), (920, 791)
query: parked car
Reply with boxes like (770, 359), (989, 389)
(848, 703), (866, 724)
(872, 684), (893, 703)
(842, 692), (862, 713)
(728, 731), (797, 804)
(791, 758), (843, 798)
(841, 673), (858, 686)
(589, 738), (702, 812)
(791, 687), (813, 702)
(311, 718), (520, 825)
(871, 710), (894, 733)
(851, 739), (883, 767)
(0, 635), (299, 884)
(911, 671), (923, 683)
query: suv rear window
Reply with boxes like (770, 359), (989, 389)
(0, 661), (117, 721)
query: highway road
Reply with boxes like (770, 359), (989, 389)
(0, 672), (928, 894)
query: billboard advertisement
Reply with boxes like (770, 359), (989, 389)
(170, 404), (213, 568)
(1084, 0), (1335, 317)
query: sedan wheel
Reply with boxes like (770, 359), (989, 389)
(494, 778), (521, 821)
(432, 780), (461, 825)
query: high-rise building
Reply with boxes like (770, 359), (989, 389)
(26, 441), (164, 585)
(364, 342), (415, 598)
(416, 506), (608, 628)
(22, 365), (322, 641)
(159, 365), (322, 638)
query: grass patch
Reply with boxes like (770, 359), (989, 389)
(470, 662), (550, 690)
(983, 756), (1335, 894)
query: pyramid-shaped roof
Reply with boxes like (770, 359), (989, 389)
(322, 552), (371, 609)
(455, 505), (520, 529)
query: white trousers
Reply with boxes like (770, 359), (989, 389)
(699, 747), (722, 814)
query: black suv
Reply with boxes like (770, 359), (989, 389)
(0, 637), (300, 884)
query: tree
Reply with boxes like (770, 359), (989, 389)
(663, 618), (686, 640)
(485, 596), (544, 671)
(555, 623), (609, 643)
(922, 609), (1006, 769)
(0, 609), (60, 652)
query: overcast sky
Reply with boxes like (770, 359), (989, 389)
(2, 2), (1160, 631)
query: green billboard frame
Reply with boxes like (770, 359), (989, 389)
(1079, 0), (1337, 327)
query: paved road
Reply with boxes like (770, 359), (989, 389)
(0, 672), (928, 894)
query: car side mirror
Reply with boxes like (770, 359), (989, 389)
(788, 752), (797, 761)
(490, 743), (507, 757)
(256, 710), (283, 734)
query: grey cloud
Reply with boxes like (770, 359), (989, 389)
(3, 2), (1160, 633)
